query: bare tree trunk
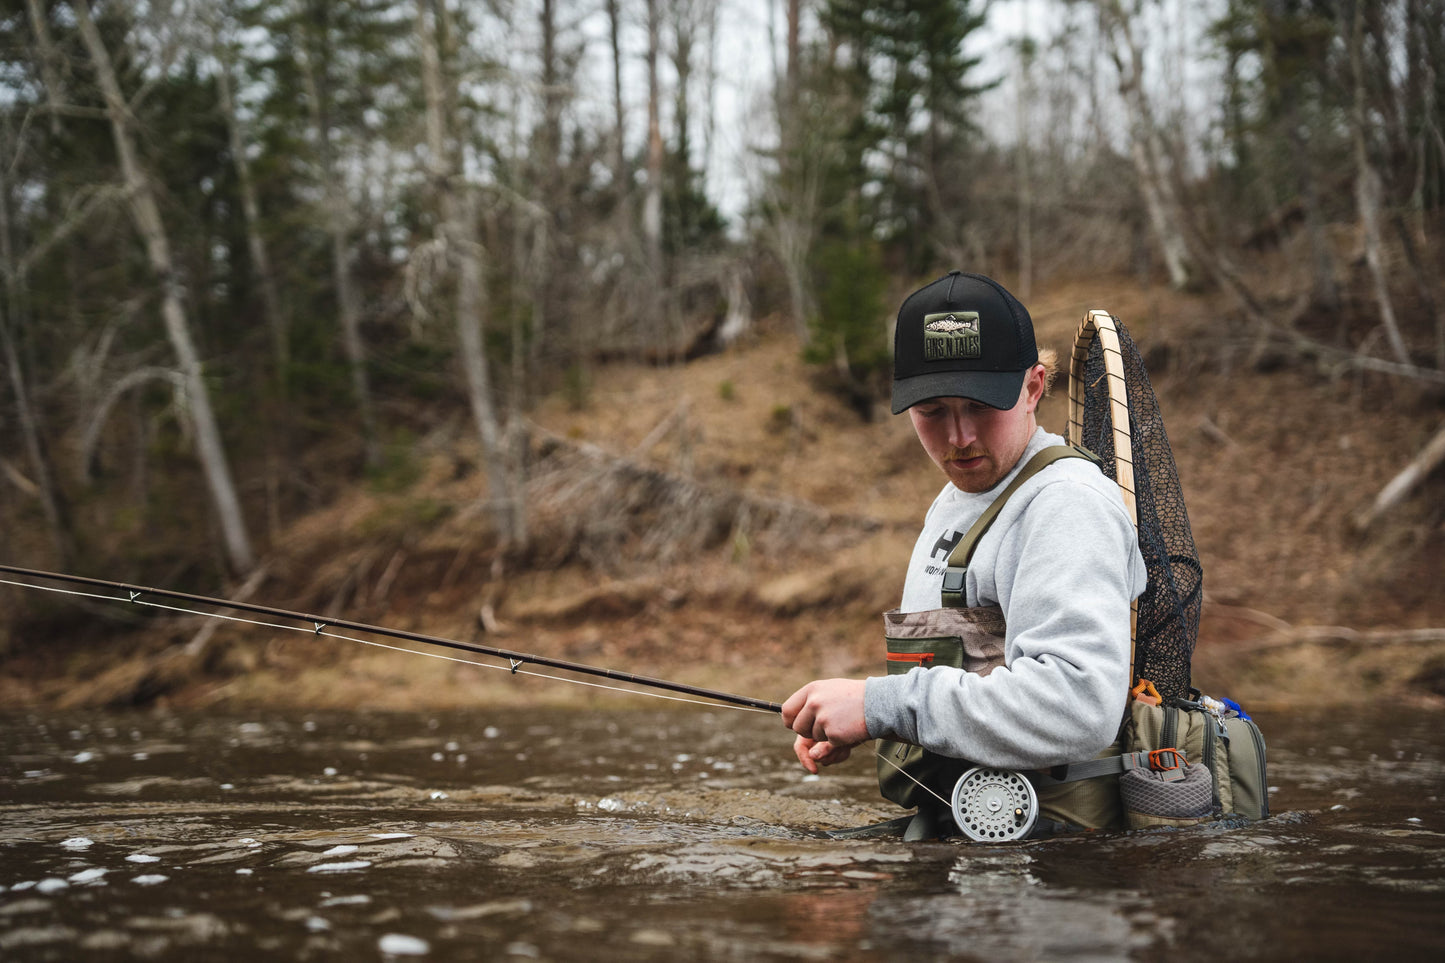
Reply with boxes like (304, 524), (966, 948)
(670, 1), (696, 177)
(416, 0), (525, 548)
(74, 0), (254, 573)
(606, 0), (632, 238)
(643, 0), (665, 285)
(0, 306), (72, 565)
(24, 0), (64, 136)
(1016, 38), (1034, 300)
(1286, 102), (1341, 311)
(702, 0), (719, 193)
(214, 42), (288, 392)
(768, 0), (816, 340)
(1346, 0), (1411, 365)
(1098, 0), (1193, 290)
(530, 0), (561, 373)
(295, 29), (378, 466)
(784, 0), (799, 109)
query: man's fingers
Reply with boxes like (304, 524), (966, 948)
(810, 742), (852, 767)
(792, 735), (820, 774)
(781, 683), (816, 733)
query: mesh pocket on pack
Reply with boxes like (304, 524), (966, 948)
(1120, 761), (1212, 829)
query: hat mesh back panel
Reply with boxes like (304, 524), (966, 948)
(1079, 319), (1202, 701)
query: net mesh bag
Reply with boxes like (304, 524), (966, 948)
(1072, 315), (1202, 701)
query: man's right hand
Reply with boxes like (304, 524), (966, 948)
(781, 678), (869, 773)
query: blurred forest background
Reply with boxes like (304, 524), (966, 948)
(1, 0), (1443, 710)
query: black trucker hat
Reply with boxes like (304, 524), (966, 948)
(890, 271), (1039, 414)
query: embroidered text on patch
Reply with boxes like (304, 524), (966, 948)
(923, 311), (982, 360)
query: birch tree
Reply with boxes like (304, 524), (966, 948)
(1095, 0), (1195, 290)
(761, 0), (818, 340)
(72, 0), (254, 573)
(415, 0), (526, 547)
(605, 0), (632, 240)
(643, 0), (665, 285)
(1345, 0), (1410, 365)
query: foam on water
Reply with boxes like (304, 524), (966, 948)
(378, 933), (430, 956)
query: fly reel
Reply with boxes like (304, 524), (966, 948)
(949, 767), (1038, 842)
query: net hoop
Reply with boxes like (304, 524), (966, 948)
(1068, 310), (1137, 526)
(1067, 309), (1140, 671)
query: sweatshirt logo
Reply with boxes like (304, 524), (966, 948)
(923, 311), (981, 360)
(930, 529), (964, 561)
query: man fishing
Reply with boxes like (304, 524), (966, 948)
(781, 271), (1148, 839)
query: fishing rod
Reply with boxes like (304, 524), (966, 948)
(0, 564), (784, 714)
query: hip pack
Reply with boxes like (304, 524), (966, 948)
(1117, 689), (1269, 828)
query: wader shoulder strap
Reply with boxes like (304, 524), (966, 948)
(940, 444), (1099, 608)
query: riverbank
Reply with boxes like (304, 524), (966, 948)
(3, 274), (1443, 712)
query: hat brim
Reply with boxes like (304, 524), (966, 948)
(891, 369), (1027, 414)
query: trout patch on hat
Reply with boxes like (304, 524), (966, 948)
(923, 311), (981, 361)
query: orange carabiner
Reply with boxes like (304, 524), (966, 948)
(1147, 748), (1186, 772)
(1130, 679), (1163, 706)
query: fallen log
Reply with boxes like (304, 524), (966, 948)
(1352, 419), (1445, 531)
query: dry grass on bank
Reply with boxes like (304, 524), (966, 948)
(3, 271), (1443, 712)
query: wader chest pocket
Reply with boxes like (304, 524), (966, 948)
(886, 651), (936, 669)
(883, 637), (963, 674)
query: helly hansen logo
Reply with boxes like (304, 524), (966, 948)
(930, 530), (964, 561)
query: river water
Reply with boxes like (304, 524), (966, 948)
(1, 704), (1441, 961)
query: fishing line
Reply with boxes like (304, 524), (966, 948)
(0, 566), (782, 713)
(872, 746), (953, 810)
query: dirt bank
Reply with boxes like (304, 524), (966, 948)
(3, 275), (1443, 713)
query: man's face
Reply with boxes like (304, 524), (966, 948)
(907, 366), (1046, 493)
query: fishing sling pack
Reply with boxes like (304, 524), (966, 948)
(878, 311), (1268, 837)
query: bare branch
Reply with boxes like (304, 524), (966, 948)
(9, 185), (128, 282)
(75, 366), (185, 482)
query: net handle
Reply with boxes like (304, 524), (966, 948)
(1067, 309), (1140, 665)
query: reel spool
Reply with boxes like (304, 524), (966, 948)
(950, 767), (1038, 842)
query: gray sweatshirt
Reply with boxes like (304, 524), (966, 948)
(863, 427), (1148, 769)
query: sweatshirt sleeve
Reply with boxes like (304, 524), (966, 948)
(863, 477), (1144, 769)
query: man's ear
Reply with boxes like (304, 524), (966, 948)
(1022, 364), (1047, 413)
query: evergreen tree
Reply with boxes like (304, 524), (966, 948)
(820, 0), (991, 271)
(771, 0), (991, 410)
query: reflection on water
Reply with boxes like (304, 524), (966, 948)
(1, 706), (1442, 960)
